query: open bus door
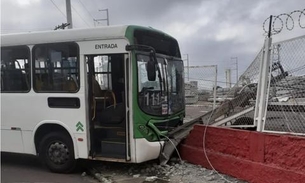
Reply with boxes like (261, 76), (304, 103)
(86, 54), (129, 160)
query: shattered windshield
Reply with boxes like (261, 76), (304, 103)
(167, 59), (184, 114)
(137, 53), (184, 116)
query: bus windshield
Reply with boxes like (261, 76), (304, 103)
(137, 53), (184, 116)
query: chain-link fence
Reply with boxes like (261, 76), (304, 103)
(184, 65), (217, 122)
(184, 59), (262, 127)
(181, 10), (305, 135)
(209, 35), (305, 134)
(183, 36), (305, 135)
(264, 35), (305, 134)
(208, 50), (263, 127)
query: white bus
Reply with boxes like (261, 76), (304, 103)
(0, 25), (185, 173)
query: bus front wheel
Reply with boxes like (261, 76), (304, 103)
(39, 132), (76, 173)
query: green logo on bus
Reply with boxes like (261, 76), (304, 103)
(76, 121), (84, 132)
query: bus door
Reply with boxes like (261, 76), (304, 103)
(86, 54), (129, 159)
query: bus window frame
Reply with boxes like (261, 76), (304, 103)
(0, 45), (31, 93)
(32, 42), (80, 93)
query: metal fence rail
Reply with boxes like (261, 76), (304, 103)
(264, 35), (305, 134)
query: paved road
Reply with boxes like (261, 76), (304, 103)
(1, 152), (98, 183)
(185, 101), (214, 122)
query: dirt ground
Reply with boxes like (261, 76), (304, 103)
(185, 101), (215, 122)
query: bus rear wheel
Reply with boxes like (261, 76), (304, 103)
(39, 132), (76, 173)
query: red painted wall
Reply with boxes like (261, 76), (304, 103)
(180, 125), (305, 183)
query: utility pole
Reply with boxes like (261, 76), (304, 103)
(94, 9), (109, 26)
(231, 57), (238, 85)
(65, 0), (73, 29)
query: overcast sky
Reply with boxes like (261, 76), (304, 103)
(1, 0), (305, 84)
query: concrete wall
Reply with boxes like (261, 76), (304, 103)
(180, 125), (305, 183)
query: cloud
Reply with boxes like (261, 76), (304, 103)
(165, 18), (210, 40)
(16, 0), (40, 6)
(1, 0), (305, 84)
(215, 24), (245, 41)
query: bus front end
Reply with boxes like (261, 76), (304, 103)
(126, 26), (185, 162)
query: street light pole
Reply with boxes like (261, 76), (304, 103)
(106, 9), (109, 26)
(213, 65), (218, 109)
(225, 69), (232, 88)
(94, 9), (109, 26)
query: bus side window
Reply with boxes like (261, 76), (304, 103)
(33, 42), (79, 93)
(0, 46), (31, 92)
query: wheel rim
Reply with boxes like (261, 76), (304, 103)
(47, 141), (70, 165)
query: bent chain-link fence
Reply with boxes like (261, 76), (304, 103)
(184, 56), (263, 128)
(264, 35), (305, 134)
(208, 50), (263, 128)
(183, 9), (305, 132)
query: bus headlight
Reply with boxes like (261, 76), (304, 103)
(138, 125), (155, 141)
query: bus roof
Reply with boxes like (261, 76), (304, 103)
(1, 25), (180, 57)
(1, 25), (133, 47)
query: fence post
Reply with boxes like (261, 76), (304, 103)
(256, 37), (272, 132)
(254, 15), (273, 132)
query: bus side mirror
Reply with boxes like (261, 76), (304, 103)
(147, 61), (156, 81)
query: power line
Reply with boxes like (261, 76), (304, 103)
(49, 0), (66, 18)
(71, 4), (92, 27)
(50, 0), (92, 28)
(91, 0), (101, 10)
(77, 0), (95, 19)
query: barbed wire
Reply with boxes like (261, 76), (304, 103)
(263, 9), (305, 35)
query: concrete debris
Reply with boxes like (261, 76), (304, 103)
(206, 175), (216, 181)
(81, 172), (87, 177)
(88, 157), (247, 183)
(145, 176), (158, 182)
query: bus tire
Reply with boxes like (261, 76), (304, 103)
(39, 131), (76, 173)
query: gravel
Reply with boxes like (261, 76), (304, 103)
(87, 157), (248, 183)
